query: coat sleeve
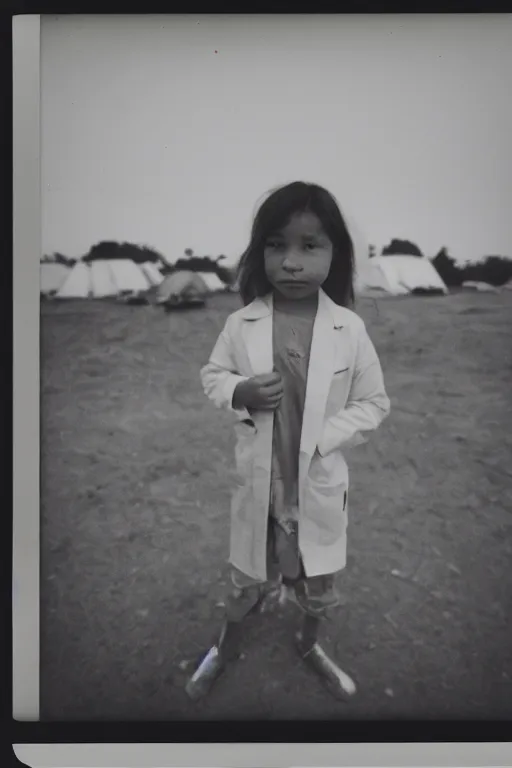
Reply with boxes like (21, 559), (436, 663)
(200, 317), (252, 421)
(317, 319), (391, 457)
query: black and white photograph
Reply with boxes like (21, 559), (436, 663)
(38, 13), (512, 722)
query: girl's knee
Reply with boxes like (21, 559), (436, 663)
(293, 575), (341, 618)
(225, 584), (262, 622)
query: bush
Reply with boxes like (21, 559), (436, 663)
(41, 252), (76, 267)
(432, 247), (463, 286)
(382, 239), (424, 257)
(468, 256), (512, 286)
(432, 248), (512, 287)
(82, 241), (166, 265)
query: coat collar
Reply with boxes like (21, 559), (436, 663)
(239, 288), (346, 329)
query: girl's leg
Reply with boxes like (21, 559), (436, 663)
(185, 519), (280, 701)
(184, 579), (264, 701)
(294, 577), (357, 701)
(270, 520), (355, 698)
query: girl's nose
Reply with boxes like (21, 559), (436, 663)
(282, 255), (303, 273)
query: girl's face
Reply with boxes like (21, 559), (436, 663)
(263, 211), (333, 300)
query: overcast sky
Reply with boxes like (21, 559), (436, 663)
(41, 14), (511, 266)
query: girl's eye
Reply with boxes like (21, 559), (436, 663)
(304, 242), (318, 251)
(266, 240), (283, 250)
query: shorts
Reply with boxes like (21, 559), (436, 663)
(225, 516), (342, 621)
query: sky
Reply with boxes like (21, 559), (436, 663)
(41, 14), (512, 267)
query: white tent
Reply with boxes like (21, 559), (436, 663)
(156, 270), (208, 305)
(90, 260), (118, 297)
(462, 281), (499, 293)
(56, 261), (91, 298)
(140, 261), (164, 286)
(40, 262), (70, 295)
(355, 255), (448, 296)
(197, 271), (226, 292)
(108, 259), (151, 293)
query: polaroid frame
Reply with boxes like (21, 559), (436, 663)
(11, 9), (512, 767)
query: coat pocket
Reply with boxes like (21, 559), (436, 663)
(304, 450), (348, 544)
(308, 449), (348, 492)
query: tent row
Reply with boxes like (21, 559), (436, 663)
(41, 260), (162, 298)
(41, 259), (229, 300)
(42, 254), (509, 302)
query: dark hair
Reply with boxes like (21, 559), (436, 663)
(237, 181), (355, 307)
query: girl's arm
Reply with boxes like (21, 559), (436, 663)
(200, 318), (252, 420)
(317, 319), (391, 457)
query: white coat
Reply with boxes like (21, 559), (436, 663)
(200, 289), (391, 582)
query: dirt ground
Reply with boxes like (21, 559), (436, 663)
(40, 289), (512, 721)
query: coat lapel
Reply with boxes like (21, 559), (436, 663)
(241, 295), (274, 375)
(300, 290), (343, 457)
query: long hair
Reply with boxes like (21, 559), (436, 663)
(237, 182), (355, 307)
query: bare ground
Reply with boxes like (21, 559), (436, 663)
(40, 290), (512, 721)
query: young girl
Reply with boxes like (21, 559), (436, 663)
(185, 181), (390, 702)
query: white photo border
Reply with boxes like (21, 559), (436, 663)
(12, 741), (512, 766)
(13, 11), (41, 723)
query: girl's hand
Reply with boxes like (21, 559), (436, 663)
(233, 373), (284, 411)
